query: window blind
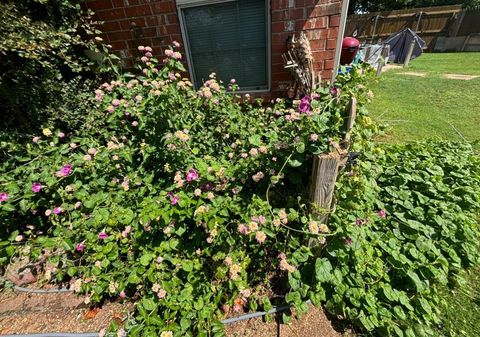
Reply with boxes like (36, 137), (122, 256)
(182, 0), (268, 90)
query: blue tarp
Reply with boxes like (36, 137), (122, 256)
(384, 28), (426, 63)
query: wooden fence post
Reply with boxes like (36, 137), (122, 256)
(376, 45), (390, 77)
(309, 153), (340, 226)
(308, 97), (357, 247)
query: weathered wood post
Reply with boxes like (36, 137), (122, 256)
(403, 39), (416, 67)
(308, 97), (357, 247)
(376, 45), (390, 78)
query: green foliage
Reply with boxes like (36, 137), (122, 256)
(0, 0), (117, 131)
(0, 45), (375, 336)
(349, 0), (480, 13)
(306, 140), (480, 336)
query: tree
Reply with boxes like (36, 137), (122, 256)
(349, 0), (480, 13)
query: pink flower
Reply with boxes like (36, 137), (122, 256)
(298, 96), (311, 113)
(173, 41), (180, 48)
(237, 223), (247, 235)
(107, 105), (115, 113)
(311, 93), (320, 99)
(0, 193), (9, 202)
(230, 79), (236, 84)
(98, 231), (108, 240)
(258, 215), (266, 225)
(138, 45), (145, 51)
(255, 231), (266, 244)
(144, 46), (152, 52)
(53, 207), (63, 215)
(310, 134), (319, 142)
(58, 132), (65, 138)
(173, 52), (182, 60)
(252, 172), (264, 182)
(355, 218), (364, 226)
(32, 136), (40, 143)
(132, 121), (139, 127)
(168, 193), (179, 205)
(186, 169), (199, 182)
(330, 87), (340, 97)
(145, 52), (153, 58)
(74, 201), (82, 209)
(45, 209), (52, 216)
(165, 49), (174, 57)
(377, 210), (387, 218)
(58, 164), (73, 177)
(119, 291), (126, 299)
(112, 99), (121, 107)
(88, 148), (97, 156)
(31, 183), (42, 193)
(141, 56), (149, 63)
(75, 242), (86, 252)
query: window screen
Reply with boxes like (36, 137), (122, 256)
(181, 0), (268, 90)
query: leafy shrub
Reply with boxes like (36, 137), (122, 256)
(0, 45), (375, 336)
(0, 0), (115, 131)
(2, 41), (478, 337)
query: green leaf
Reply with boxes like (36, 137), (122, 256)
(315, 258), (332, 283)
(142, 298), (157, 311)
(140, 253), (154, 266)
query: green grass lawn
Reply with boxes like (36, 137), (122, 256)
(369, 52), (480, 149)
(368, 52), (480, 336)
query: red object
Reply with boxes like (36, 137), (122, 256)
(340, 37), (360, 65)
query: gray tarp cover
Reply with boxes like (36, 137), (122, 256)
(384, 28), (426, 63)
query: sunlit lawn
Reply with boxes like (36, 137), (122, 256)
(369, 52), (480, 150)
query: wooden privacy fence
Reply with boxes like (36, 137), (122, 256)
(345, 5), (478, 50)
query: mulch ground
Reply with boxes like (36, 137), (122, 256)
(0, 288), (349, 336)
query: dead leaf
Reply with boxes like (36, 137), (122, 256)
(83, 307), (100, 320)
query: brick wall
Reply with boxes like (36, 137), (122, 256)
(84, 0), (344, 98)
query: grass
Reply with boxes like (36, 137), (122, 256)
(368, 52), (480, 336)
(368, 52), (480, 149)
(437, 270), (480, 337)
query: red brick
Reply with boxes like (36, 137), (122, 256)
(272, 71), (293, 82)
(328, 27), (339, 38)
(272, 44), (287, 53)
(166, 24), (181, 35)
(321, 70), (332, 80)
(313, 60), (324, 71)
(312, 50), (334, 60)
(110, 40), (128, 50)
(145, 16), (159, 27)
(289, 8), (305, 20)
(312, 3), (342, 17)
(167, 14), (178, 24)
(112, 0), (126, 8)
(324, 59), (335, 70)
(271, 22), (285, 34)
(271, 33), (290, 45)
(272, 10), (288, 22)
(326, 38), (337, 50)
(309, 39), (326, 50)
(272, 0), (287, 10)
(119, 18), (145, 30)
(329, 14), (340, 27)
(108, 30), (132, 42)
(86, 0), (114, 11)
(295, 0), (317, 7)
(102, 21), (121, 32)
(124, 5), (152, 17)
(151, 2), (173, 14)
(94, 8), (126, 21)
(143, 27), (158, 37)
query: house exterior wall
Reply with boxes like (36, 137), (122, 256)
(84, 0), (344, 99)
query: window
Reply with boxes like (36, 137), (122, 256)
(178, 0), (270, 91)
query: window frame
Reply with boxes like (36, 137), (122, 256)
(177, 0), (271, 93)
